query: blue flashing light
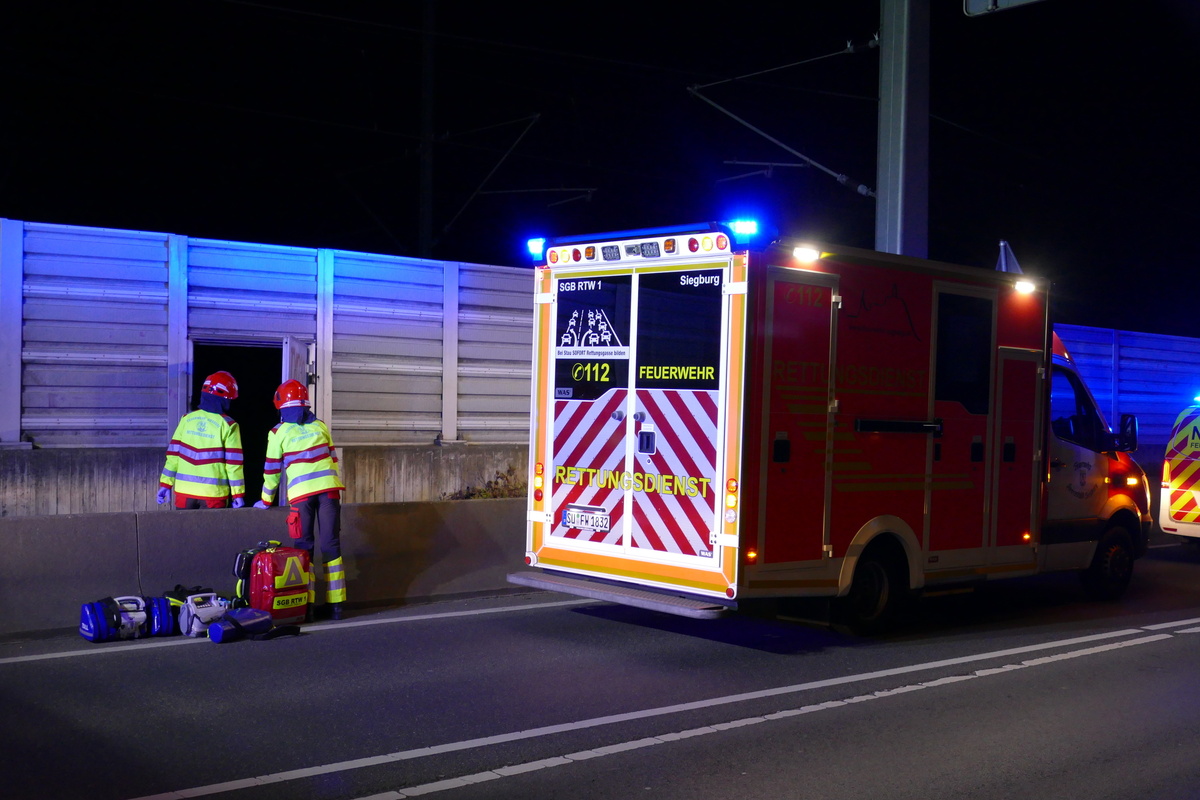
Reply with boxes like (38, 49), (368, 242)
(725, 218), (763, 246)
(729, 219), (758, 236)
(526, 237), (546, 260)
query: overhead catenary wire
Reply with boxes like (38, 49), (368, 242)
(687, 86), (875, 199)
(689, 36), (879, 199)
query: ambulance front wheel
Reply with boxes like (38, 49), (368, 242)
(1081, 525), (1135, 601)
(833, 547), (907, 635)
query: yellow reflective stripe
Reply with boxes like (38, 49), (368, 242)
(317, 557), (347, 603)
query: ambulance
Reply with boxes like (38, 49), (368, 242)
(508, 223), (1151, 631)
(1160, 401), (1200, 542)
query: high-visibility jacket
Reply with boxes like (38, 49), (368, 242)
(260, 418), (344, 505)
(160, 410), (245, 500)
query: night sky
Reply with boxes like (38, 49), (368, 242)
(2, 1), (1197, 336)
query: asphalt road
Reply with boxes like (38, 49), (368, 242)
(5, 542), (1200, 800)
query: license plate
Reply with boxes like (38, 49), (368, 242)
(562, 505), (610, 532)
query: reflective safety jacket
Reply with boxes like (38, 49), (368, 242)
(160, 410), (245, 500)
(260, 418), (344, 505)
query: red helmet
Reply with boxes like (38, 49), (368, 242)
(274, 379), (310, 409)
(202, 371), (238, 399)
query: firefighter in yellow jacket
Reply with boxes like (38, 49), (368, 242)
(254, 379), (347, 619)
(158, 371), (245, 509)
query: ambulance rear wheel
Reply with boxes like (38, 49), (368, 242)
(833, 551), (904, 635)
(1081, 525), (1134, 601)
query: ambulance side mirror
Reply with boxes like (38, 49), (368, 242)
(1112, 413), (1138, 453)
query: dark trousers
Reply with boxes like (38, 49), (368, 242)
(293, 492), (341, 560)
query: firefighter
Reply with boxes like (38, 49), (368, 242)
(158, 371), (245, 509)
(254, 379), (347, 620)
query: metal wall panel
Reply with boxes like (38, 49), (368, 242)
(1056, 323), (1200, 446)
(187, 239), (318, 343)
(456, 263), (533, 442)
(331, 251), (447, 444)
(9, 218), (536, 450)
(20, 223), (171, 447)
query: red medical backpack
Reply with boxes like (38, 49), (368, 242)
(232, 540), (311, 624)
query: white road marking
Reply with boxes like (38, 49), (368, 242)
(0, 600), (590, 666)
(1141, 616), (1200, 630)
(127, 625), (1177, 800)
(352, 633), (1176, 799)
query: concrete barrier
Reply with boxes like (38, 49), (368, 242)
(1, 513), (141, 636)
(0, 498), (527, 637)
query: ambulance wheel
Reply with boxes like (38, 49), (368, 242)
(1081, 525), (1134, 601)
(833, 550), (904, 635)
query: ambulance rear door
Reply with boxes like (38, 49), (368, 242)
(529, 232), (747, 602)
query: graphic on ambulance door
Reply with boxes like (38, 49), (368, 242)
(1162, 403), (1200, 540)
(551, 275), (631, 544)
(630, 269), (723, 559)
(1045, 364), (1109, 525)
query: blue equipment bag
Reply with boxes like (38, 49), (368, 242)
(145, 596), (175, 637)
(80, 595), (175, 642)
(209, 607), (300, 643)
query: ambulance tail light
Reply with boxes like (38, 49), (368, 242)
(533, 463), (545, 502)
(1162, 460), (1170, 489)
(725, 478), (739, 510)
(744, 548), (758, 565)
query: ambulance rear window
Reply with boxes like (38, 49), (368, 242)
(635, 269), (722, 390)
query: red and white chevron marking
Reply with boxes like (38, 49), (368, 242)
(1167, 407), (1200, 523)
(630, 389), (719, 557)
(551, 388), (627, 544)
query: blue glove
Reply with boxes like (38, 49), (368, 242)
(231, 497), (245, 509)
(253, 500), (269, 509)
(156, 487), (170, 505)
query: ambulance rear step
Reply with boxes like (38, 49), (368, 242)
(506, 571), (731, 620)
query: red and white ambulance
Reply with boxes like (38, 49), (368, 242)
(508, 224), (1151, 631)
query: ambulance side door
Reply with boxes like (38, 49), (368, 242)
(1043, 363), (1109, 539)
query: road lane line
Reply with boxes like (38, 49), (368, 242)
(0, 600), (591, 666)
(126, 626), (1161, 800)
(1142, 617), (1200, 630)
(301, 599), (591, 633)
(381, 633), (1175, 799)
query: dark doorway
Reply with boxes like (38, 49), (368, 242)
(192, 344), (281, 503)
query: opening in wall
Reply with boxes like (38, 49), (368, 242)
(192, 343), (282, 504)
